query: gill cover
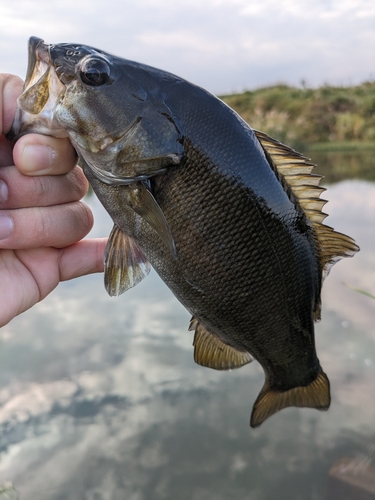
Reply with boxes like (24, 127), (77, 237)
(46, 41), (184, 185)
(49, 42), (183, 259)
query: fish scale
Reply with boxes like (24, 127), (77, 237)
(9, 37), (359, 427)
(151, 140), (312, 353)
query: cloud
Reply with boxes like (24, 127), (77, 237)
(0, 172), (373, 498)
(1, 0), (374, 93)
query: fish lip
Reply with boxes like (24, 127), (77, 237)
(23, 36), (53, 90)
(7, 36), (68, 141)
(24, 37), (45, 86)
(7, 37), (52, 141)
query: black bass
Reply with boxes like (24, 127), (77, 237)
(9, 37), (359, 427)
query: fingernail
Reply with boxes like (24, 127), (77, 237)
(0, 214), (13, 240)
(21, 145), (55, 173)
(0, 180), (8, 204)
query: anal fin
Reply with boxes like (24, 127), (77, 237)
(104, 224), (151, 296)
(189, 317), (253, 370)
(250, 369), (330, 428)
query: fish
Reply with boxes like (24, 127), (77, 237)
(9, 37), (359, 427)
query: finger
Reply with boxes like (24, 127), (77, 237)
(0, 74), (23, 135)
(0, 134), (14, 168)
(0, 239), (106, 327)
(0, 74), (24, 168)
(0, 249), (41, 327)
(59, 238), (106, 281)
(15, 239), (106, 302)
(13, 133), (78, 176)
(0, 165), (89, 209)
(0, 201), (94, 249)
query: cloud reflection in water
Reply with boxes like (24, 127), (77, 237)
(0, 181), (374, 499)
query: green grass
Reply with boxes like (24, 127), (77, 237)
(220, 81), (375, 148)
(343, 283), (375, 300)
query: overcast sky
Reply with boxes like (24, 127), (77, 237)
(1, 0), (374, 94)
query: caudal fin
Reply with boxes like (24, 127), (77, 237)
(250, 370), (330, 428)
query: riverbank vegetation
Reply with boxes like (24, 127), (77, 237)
(220, 81), (375, 151)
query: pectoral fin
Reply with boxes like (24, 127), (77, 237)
(250, 369), (330, 428)
(126, 183), (176, 259)
(189, 317), (253, 370)
(104, 224), (151, 296)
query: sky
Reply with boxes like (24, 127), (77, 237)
(1, 0), (374, 95)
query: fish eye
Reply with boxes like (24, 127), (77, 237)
(80, 58), (112, 86)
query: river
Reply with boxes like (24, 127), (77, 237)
(0, 149), (374, 500)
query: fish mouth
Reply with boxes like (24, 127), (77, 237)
(8, 37), (68, 141)
(24, 37), (50, 88)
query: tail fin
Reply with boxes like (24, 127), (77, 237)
(250, 370), (330, 428)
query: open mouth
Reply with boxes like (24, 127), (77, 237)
(8, 37), (68, 140)
(19, 37), (56, 115)
(24, 38), (50, 84)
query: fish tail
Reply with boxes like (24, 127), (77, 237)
(250, 369), (330, 428)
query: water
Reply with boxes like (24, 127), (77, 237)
(0, 150), (374, 500)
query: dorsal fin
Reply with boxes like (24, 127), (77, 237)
(189, 317), (253, 370)
(254, 130), (359, 276)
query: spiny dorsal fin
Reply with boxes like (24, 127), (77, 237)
(254, 130), (359, 275)
(250, 369), (330, 428)
(189, 317), (252, 370)
(104, 224), (151, 296)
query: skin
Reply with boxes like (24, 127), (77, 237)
(0, 74), (107, 327)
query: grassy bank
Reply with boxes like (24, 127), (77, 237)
(220, 82), (375, 150)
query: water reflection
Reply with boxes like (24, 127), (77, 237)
(309, 149), (375, 183)
(0, 154), (374, 499)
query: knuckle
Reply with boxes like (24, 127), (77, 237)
(76, 201), (94, 234)
(31, 176), (53, 205)
(66, 167), (89, 200)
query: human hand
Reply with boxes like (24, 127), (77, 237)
(0, 74), (106, 327)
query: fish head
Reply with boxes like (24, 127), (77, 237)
(10, 37), (184, 184)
